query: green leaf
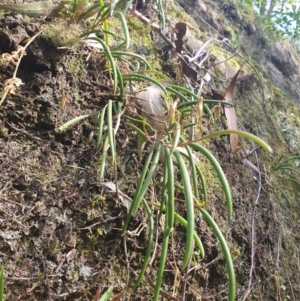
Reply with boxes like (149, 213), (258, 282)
(185, 145), (199, 200)
(189, 129), (272, 153)
(97, 106), (107, 146)
(87, 37), (118, 94)
(0, 264), (3, 301)
(189, 143), (232, 216)
(153, 148), (174, 300)
(107, 100), (115, 165)
(274, 184), (291, 208)
(116, 11), (130, 49)
(99, 286), (114, 301)
(133, 200), (154, 290)
(0, 1), (59, 17)
(98, 136), (109, 182)
(200, 208), (235, 301)
(123, 73), (167, 94)
(165, 147), (175, 233)
(174, 150), (195, 269)
(110, 51), (151, 68)
(122, 143), (161, 232)
(58, 114), (89, 132)
(173, 212), (205, 258)
(169, 122), (180, 155)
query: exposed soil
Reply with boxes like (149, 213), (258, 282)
(0, 6), (299, 301)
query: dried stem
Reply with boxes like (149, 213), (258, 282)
(0, 28), (44, 106)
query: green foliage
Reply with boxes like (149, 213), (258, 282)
(243, 0), (300, 40)
(118, 81), (272, 300)
(0, 264), (3, 301)
(99, 286), (113, 301)
(270, 155), (300, 206)
(57, 1), (273, 300)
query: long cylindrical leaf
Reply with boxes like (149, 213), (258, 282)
(174, 150), (195, 268)
(115, 64), (124, 99)
(276, 167), (300, 177)
(151, 202), (205, 258)
(97, 107), (107, 146)
(189, 143), (232, 215)
(131, 143), (162, 216)
(173, 212), (205, 258)
(168, 85), (199, 98)
(158, 152), (169, 222)
(88, 37), (118, 94)
(185, 145), (199, 200)
(274, 184), (291, 207)
(286, 177), (300, 187)
(107, 100), (115, 165)
(170, 122), (180, 155)
(157, 0), (165, 28)
(99, 286), (114, 301)
(98, 136), (109, 182)
(101, 0), (109, 46)
(58, 115), (89, 132)
(165, 148), (174, 234)
(133, 199), (154, 290)
(122, 143), (156, 232)
(166, 86), (191, 103)
(71, 0), (78, 22)
(124, 115), (155, 132)
(199, 208), (235, 301)
(102, 29), (117, 38)
(109, 51), (151, 68)
(153, 216), (170, 301)
(116, 11), (130, 49)
(195, 164), (207, 203)
(189, 130), (272, 153)
(123, 74), (167, 94)
(0, 264), (3, 301)
(278, 155), (300, 166)
(77, 2), (102, 22)
(177, 99), (234, 109)
(126, 123), (149, 141)
(100, 0), (128, 21)
(153, 154), (172, 301)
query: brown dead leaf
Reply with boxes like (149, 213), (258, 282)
(111, 291), (125, 301)
(209, 90), (225, 100)
(93, 286), (103, 301)
(224, 68), (242, 100)
(175, 22), (187, 53)
(242, 158), (261, 174)
(174, 22), (200, 82)
(223, 68), (242, 153)
(102, 182), (132, 213)
(135, 85), (167, 135)
(135, 85), (167, 160)
(179, 56), (198, 82)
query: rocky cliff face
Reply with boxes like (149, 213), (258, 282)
(178, 0), (300, 103)
(175, 0), (300, 300)
(175, 0), (300, 153)
(0, 1), (299, 300)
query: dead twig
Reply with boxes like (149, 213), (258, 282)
(123, 235), (130, 301)
(78, 213), (124, 233)
(144, 271), (179, 301)
(0, 28), (45, 106)
(6, 121), (46, 142)
(238, 121), (263, 301)
(281, 259), (295, 301)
